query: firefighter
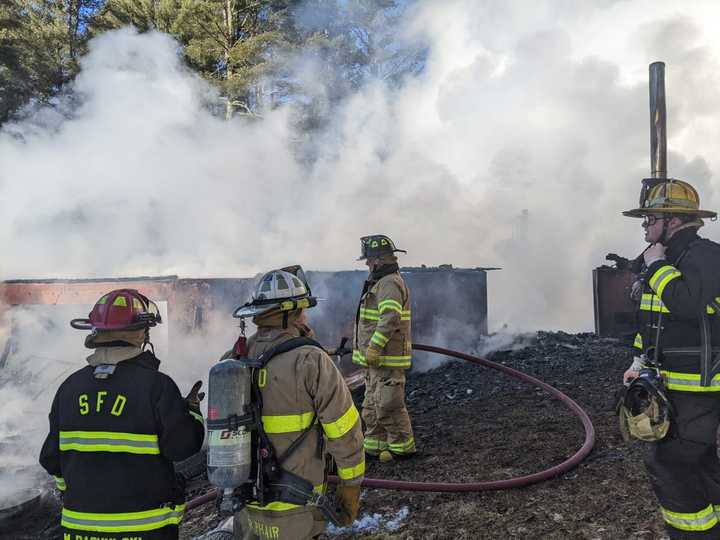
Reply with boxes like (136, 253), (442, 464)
(228, 266), (364, 540)
(39, 289), (205, 540)
(352, 234), (416, 462)
(621, 179), (720, 538)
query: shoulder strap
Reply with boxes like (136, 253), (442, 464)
(254, 337), (325, 368)
(254, 337), (325, 468)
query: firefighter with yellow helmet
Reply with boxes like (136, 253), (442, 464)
(620, 179), (720, 538)
(225, 266), (364, 540)
(353, 235), (416, 462)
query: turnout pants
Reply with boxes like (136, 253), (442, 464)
(644, 392), (720, 539)
(233, 506), (325, 540)
(361, 367), (415, 456)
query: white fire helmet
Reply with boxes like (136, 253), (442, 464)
(233, 266), (317, 319)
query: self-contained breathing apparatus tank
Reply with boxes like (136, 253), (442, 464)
(207, 340), (253, 511)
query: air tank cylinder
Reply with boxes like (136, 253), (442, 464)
(207, 358), (253, 500)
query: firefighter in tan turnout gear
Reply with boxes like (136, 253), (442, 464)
(226, 266), (364, 540)
(353, 235), (416, 461)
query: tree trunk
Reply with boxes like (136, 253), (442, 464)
(224, 0), (235, 120)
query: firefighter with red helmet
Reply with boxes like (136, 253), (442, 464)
(39, 289), (205, 540)
(620, 180), (720, 538)
(353, 235), (416, 461)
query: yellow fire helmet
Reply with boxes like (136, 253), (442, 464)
(623, 178), (716, 219)
(617, 369), (673, 442)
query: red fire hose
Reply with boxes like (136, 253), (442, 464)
(186, 343), (595, 510)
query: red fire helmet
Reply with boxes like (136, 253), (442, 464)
(70, 289), (162, 331)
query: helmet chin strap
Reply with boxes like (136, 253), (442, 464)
(659, 217), (670, 244)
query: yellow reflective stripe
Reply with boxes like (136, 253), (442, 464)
(337, 460), (365, 481)
(378, 299), (402, 309)
(59, 431), (160, 455)
(640, 293), (670, 313)
(189, 410), (204, 424)
(360, 307), (380, 321)
(322, 404), (360, 440)
(661, 370), (720, 392)
(378, 301), (402, 315)
(371, 331), (389, 347)
(388, 437), (416, 453)
(633, 333), (643, 349)
(401, 310), (412, 321)
(247, 501), (301, 511)
(352, 350), (368, 366)
(53, 476), (66, 491)
(661, 504), (717, 531)
(363, 437), (388, 451)
(648, 265), (682, 298)
(61, 504), (185, 533)
(262, 411), (314, 434)
(379, 355), (412, 367)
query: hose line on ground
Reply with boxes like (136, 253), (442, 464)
(186, 343), (595, 509)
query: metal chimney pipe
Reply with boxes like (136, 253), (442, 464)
(649, 62), (667, 179)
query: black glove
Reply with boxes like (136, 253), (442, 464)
(185, 380), (205, 412)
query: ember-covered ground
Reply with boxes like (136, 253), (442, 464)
(9, 332), (671, 540)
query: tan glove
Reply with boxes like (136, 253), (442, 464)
(185, 380), (205, 413)
(365, 347), (383, 368)
(335, 484), (361, 526)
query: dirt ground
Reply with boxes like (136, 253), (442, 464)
(8, 332), (673, 540)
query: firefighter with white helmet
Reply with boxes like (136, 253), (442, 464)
(620, 178), (720, 538)
(39, 289), (205, 540)
(222, 266), (364, 540)
(353, 235), (416, 462)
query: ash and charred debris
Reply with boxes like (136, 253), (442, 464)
(404, 331), (632, 414)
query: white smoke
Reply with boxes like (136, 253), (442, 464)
(2, 3), (720, 332)
(3, 0), (720, 507)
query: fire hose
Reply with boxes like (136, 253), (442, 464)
(186, 342), (595, 510)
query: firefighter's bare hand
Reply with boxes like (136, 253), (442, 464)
(644, 243), (666, 266)
(185, 380), (205, 410)
(336, 484), (361, 526)
(365, 347), (382, 368)
(623, 369), (640, 386)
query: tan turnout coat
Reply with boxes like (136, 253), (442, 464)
(353, 271), (412, 369)
(226, 324), (364, 540)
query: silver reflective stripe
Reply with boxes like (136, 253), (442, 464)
(59, 436), (158, 449)
(62, 506), (184, 530)
(661, 505), (717, 531)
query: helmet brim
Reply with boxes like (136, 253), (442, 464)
(233, 302), (280, 319)
(357, 248), (407, 261)
(70, 318), (93, 330)
(622, 207), (717, 218)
